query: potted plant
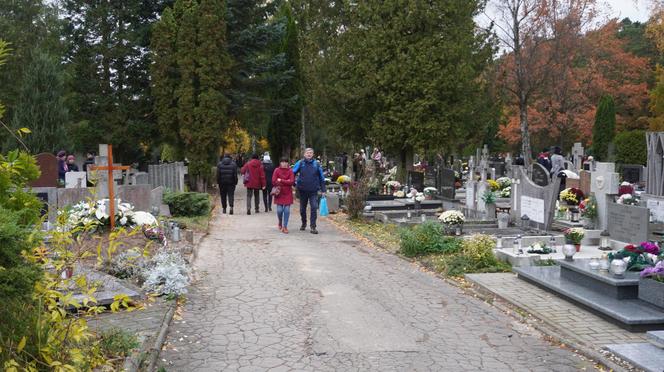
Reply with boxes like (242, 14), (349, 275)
(639, 261), (664, 308)
(481, 190), (496, 220)
(616, 193), (639, 206)
(559, 187), (585, 206)
(564, 227), (585, 252)
(579, 196), (597, 229)
(439, 210), (465, 236)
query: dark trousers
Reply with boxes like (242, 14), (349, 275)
(262, 186), (273, 211)
(219, 185), (235, 209)
(246, 188), (260, 211)
(299, 190), (319, 229)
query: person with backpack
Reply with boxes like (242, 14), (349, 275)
(241, 153), (266, 215)
(272, 157), (295, 233)
(262, 155), (275, 212)
(217, 154), (238, 214)
(293, 148), (325, 234)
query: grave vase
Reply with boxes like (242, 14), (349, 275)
(486, 203), (496, 219)
(575, 244), (581, 252)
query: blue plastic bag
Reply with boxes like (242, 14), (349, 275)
(319, 196), (329, 217)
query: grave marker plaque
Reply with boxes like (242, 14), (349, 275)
(520, 195), (545, 224)
(65, 171), (87, 188)
(607, 202), (649, 243)
(30, 153), (58, 187)
(621, 165), (644, 184)
(530, 163), (550, 187)
(409, 171), (424, 192)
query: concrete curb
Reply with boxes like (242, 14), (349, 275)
(326, 217), (633, 372)
(146, 301), (178, 372)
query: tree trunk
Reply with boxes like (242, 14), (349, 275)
(300, 106), (306, 156)
(519, 97), (531, 169)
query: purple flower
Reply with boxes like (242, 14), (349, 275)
(639, 242), (660, 255)
(641, 261), (664, 278)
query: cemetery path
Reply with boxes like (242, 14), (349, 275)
(160, 189), (595, 371)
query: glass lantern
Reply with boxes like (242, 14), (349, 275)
(549, 235), (558, 253)
(406, 207), (412, 219)
(570, 208), (580, 223)
(496, 235), (503, 250)
(562, 244), (576, 261)
(599, 230), (611, 251)
(512, 238), (519, 254)
(520, 215), (530, 230)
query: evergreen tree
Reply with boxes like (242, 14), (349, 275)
(591, 95), (616, 161)
(267, 3), (303, 159)
(10, 51), (69, 153)
(152, 0), (232, 188)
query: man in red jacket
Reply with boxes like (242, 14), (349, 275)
(241, 154), (266, 215)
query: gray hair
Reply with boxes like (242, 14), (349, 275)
(304, 148), (314, 153)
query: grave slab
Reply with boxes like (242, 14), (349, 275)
(71, 267), (141, 307)
(514, 265), (664, 331)
(648, 330), (664, 348)
(605, 343), (664, 372)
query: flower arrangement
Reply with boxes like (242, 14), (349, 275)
(564, 227), (585, 244)
(423, 187), (438, 196)
(579, 196), (597, 220)
(487, 179), (500, 191)
(481, 190), (496, 204)
(412, 192), (426, 203)
(64, 199), (158, 230)
(618, 181), (634, 196)
(527, 242), (554, 254)
(641, 261), (664, 283)
(609, 242), (662, 271)
(496, 177), (511, 189)
(617, 193), (639, 206)
(439, 210), (465, 226)
(143, 225), (168, 247)
(394, 190), (406, 198)
(385, 180), (401, 189)
(559, 188), (585, 205)
(499, 186), (511, 198)
(337, 175), (352, 184)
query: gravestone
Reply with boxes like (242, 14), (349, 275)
(646, 132), (664, 195)
(607, 202), (649, 243)
(150, 186), (164, 212)
(57, 187), (94, 209)
(591, 162), (620, 230)
(409, 171), (424, 191)
(579, 170), (592, 196)
(476, 181), (488, 212)
(30, 153), (59, 187)
(571, 142), (584, 171)
(116, 184), (152, 212)
(511, 166), (560, 230)
(438, 168), (455, 199)
(65, 171), (87, 188)
(466, 179), (477, 210)
(642, 194), (664, 223)
(530, 163), (550, 187)
(621, 165), (645, 184)
(31, 187), (58, 224)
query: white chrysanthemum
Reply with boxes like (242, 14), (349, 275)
(133, 211), (157, 226)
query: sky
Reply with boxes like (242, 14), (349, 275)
(605, 0), (651, 22)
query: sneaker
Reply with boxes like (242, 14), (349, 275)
(282, 228), (289, 234)
(300, 225), (306, 231)
(310, 228), (318, 235)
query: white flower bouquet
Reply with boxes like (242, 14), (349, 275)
(423, 187), (438, 196)
(439, 210), (465, 225)
(65, 199), (158, 230)
(394, 190), (406, 198)
(412, 192), (426, 203)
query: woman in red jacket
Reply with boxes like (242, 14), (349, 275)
(272, 157), (295, 233)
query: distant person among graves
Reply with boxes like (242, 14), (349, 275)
(66, 155), (79, 172)
(82, 152), (95, 172)
(550, 146), (565, 178)
(272, 157), (295, 234)
(352, 152), (364, 181)
(217, 154), (238, 215)
(262, 154), (275, 212)
(372, 147), (383, 172)
(342, 152), (348, 175)
(241, 153), (266, 215)
(293, 148), (325, 234)
(56, 150), (68, 182)
(537, 148), (552, 172)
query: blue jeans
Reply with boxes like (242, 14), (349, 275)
(299, 190), (319, 228)
(277, 204), (290, 228)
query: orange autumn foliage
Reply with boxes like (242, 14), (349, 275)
(499, 20), (650, 150)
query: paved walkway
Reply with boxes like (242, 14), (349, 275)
(466, 273), (648, 348)
(160, 189), (595, 371)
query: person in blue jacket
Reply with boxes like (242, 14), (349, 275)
(293, 147), (325, 234)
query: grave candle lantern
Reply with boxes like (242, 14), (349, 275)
(496, 235), (502, 249)
(549, 235), (558, 253)
(599, 230), (611, 251)
(570, 208), (580, 223)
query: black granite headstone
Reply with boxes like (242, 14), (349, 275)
(36, 192), (49, 217)
(409, 171), (424, 191)
(438, 168), (455, 199)
(621, 165), (644, 184)
(530, 163), (550, 187)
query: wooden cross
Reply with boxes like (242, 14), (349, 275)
(89, 144), (130, 230)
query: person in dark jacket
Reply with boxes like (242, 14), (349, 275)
(262, 155), (275, 212)
(293, 148), (325, 234)
(537, 148), (552, 172)
(82, 152), (95, 172)
(57, 150), (68, 182)
(66, 155), (79, 172)
(217, 155), (238, 214)
(241, 153), (266, 215)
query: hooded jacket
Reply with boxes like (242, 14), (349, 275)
(217, 157), (238, 186)
(241, 158), (266, 189)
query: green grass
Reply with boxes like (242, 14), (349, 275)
(170, 214), (211, 233)
(99, 328), (140, 358)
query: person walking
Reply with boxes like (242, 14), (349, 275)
(217, 154), (238, 215)
(272, 157), (295, 233)
(293, 148), (325, 234)
(241, 153), (266, 215)
(262, 155), (275, 212)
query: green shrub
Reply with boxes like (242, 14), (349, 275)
(399, 221), (462, 257)
(163, 192), (211, 217)
(99, 328), (140, 358)
(431, 234), (511, 276)
(615, 130), (646, 165)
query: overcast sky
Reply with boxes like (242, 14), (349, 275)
(605, 0), (650, 22)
